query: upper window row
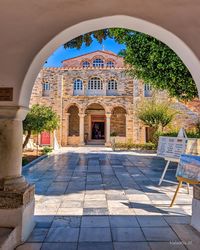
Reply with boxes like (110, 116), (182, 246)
(82, 58), (115, 68)
(74, 78), (117, 90)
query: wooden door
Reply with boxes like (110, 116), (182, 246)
(40, 131), (50, 145)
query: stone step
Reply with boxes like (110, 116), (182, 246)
(87, 140), (105, 145)
(0, 227), (17, 250)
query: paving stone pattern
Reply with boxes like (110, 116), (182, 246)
(16, 147), (200, 250)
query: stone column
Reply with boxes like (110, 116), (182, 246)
(79, 113), (85, 146)
(65, 113), (70, 145)
(88, 114), (92, 140)
(125, 114), (133, 142)
(105, 113), (111, 146)
(125, 114), (129, 139)
(191, 185), (200, 232)
(0, 106), (35, 246)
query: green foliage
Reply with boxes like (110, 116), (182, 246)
(158, 130), (200, 138)
(114, 142), (156, 151)
(64, 29), (111, 49)
(22, 157), (29, 166)
(42, 146), (53, 155)
(195, 119), (200, 135)
(153, 129), (200, 146)
(110, 131), (118, 136)
(137, 98), (177, 130)
(23, 104), (59, 148)
(23, 104), (59, 133)
(116, 31), (198, 101)
(64, 28), (198, 100)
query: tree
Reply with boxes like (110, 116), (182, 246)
(136, 98), (177, 137)
(64, 29), (111, 49)
(23, 104), (59, 149)
(64, 29), (198, 101)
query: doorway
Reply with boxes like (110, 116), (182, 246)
(92, 121), (105, 139)
(91, 115), (105, 140)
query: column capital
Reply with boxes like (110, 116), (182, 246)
(0, 106), (29, 120)
(105, 113), (111, 118)
(78, 113), (85, 118)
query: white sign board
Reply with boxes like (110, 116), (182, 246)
(157, 136), (187, 159)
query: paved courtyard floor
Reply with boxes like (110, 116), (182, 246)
(16, 147), (200, 250)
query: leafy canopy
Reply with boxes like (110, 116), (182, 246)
(23, 104), (59, 149)
(64, 28), (198, 101)
(136, 98), (177, 130)
(23, 104), (59, 134)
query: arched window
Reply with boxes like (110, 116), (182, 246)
(88, 77), (103, 90)
(93, 58), (104, 67)
(74, 79), (83, 90)
(107, 61), (115, 68)
(108, 79), (117, 90)
(82, 61), (90, 68)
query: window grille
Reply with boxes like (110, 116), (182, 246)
(108, 79), (117, 90)
(74, 79), (83, 90)
(107, 61), (115, 68)
(93, 58), (104, 67)
(82, 61), (90, 68)
(88, 77), (102, 90)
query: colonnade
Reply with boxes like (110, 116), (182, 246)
(65, 112), (113, 146)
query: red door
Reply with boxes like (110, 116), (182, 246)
(40, 131), (50, 145)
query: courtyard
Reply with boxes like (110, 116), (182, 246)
(16, 147), (200, 250)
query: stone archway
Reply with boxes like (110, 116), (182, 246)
(85, 103), (106, 144)
(1, 12), (200, 248)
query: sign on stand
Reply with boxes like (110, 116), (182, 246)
(157, 136), (187, 159)
(158, 128), (187, 186)
(157, 128), (200, 186)
(176, 154), (200, 181)
(170, 154), (200, 207)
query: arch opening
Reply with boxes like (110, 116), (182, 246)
(85, 103), (106, 143)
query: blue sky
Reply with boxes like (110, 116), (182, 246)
(45, 38), (125, 67)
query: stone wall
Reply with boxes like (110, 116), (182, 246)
(29, 54), (200, 147)
(68, 105), (79, 136)
(111, 107), (126, 136)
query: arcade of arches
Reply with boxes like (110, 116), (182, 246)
(64, 103), (127, 146)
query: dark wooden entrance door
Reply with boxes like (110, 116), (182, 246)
(92, 122), (105, 139)
(91, 115), (105, 140)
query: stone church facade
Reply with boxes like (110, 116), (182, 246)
(30, 50), (200, 146)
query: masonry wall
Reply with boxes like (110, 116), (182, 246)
(111, 107), (126, 136)
(30, 56), (200, 147)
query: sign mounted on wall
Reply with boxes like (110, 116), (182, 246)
(0, 87), (13, 101)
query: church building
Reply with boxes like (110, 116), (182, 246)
(30, 50), (199, 146)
